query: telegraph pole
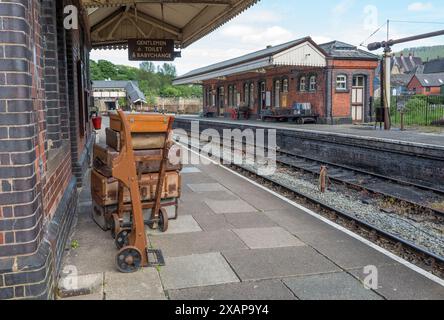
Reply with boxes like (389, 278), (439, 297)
(368, 28), (444, 130)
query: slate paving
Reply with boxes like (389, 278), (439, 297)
(59, 160), (444, 300)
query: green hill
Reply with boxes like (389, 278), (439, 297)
(396, 45), (444, 61)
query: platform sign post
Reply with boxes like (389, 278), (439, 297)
(128, 39), (177, 61)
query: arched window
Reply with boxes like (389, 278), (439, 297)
(299, 76), (306, 92)
(283, 78), (289, 93)
(249, 83), (255, 108)
(309, 76), (317, 91)
(244, 83), (250, 106)
(274, 80), (281, 108)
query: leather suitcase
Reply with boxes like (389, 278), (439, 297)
(93, 143), (182, 177)
(91, 169), (181, 207)
(106, 127), (167, 151)
(109, 113), (174, 133)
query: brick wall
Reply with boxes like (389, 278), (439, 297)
(0, 0), (88, 299)
(202, 59), (377, 123)
(407, 76), (441, 96)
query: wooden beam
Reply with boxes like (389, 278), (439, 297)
(83, 0), (233, 8)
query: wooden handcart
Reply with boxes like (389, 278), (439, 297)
(110, 110), (175, 273)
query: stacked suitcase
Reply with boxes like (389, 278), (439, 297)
(91, 113), (182, 232)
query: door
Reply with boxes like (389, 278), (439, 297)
(352, 76), (365, 122)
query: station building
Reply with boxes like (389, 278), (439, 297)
(92, 80), (147, 112)
(174, 38), (380, 124)
(0, 0), (259, 299)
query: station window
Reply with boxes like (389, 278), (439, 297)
(249, 83), (255, 108)
(299, 77), (306, 92)
(228, 85), (234, 106)
(244, 83), (250, 106)
(309, 76), (317, 91)
(336, 75), (347, 90)
(274, 80), (281, 108)
(283, 79), (289, 93)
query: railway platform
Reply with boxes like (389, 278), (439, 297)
(59, 148), (444, 300)
(176, 115), (444, 148)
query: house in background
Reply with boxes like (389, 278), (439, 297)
(374, 53), (423, 97)
(423, 58), (444, 74)
(391, 53), (423, 75)
(92, 80), (147, 112)
(407, 73), (444, 95)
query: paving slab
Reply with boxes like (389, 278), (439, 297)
(187, 183), (229, 193)
(178, 199), (214, 216)
(223, 247), (341, 281)
(148, 215), (202, 236)
(182, 190), (239, 202)
(104, 269), (166, 300)
(233, 227), (306, 249)
(160, 253), (239, 290)
(193, 213), (277, 231)
(181, 167), (202, 173)
(264, 209), (340, 235)
(58, 272), (103, 298)
(205, 199), (258, 214)
(283, 272), (382, 300)
(150, 230), (247, 257)
(349, 264), (444, 300)
(299, 231), (398, 270)
(168, 279), (296, 300)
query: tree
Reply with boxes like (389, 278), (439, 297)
(140, 62), (155, 73)
(89, 59), (202, 100)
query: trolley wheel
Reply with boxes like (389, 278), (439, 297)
(158, 208), (169, 232)
(110, 213), (120, 239)
(115, 246), (142, 273)
(115, 228), (131, 250)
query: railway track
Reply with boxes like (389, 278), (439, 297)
(174, 133), (444, 278)
(275, 149), (444, 221)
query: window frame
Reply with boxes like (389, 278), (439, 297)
(274, 79), (281, 108)
(309, 75), (317, 92)
(299, 76), (306, 92)
(282, 78), (289, 93)
(336, 74), (348, 91)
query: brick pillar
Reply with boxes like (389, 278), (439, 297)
(0, 0), (46, 299)
(42, 0), (61, 150)
(55, 0), (70, 141)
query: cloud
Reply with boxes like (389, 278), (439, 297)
(332, 0), (356, 15)
(407, 2), (433, 11)
(221, 24), (294, 46)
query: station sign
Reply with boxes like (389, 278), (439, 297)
(128, 39), (176, 61)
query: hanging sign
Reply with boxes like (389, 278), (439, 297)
(128, 39), (175, 61)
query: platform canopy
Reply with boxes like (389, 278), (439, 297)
(173, 37), (328, 85)
(82, 0), (259, 49)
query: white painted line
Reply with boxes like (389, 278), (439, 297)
(179, 142), (444, 288)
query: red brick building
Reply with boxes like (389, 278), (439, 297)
(407, 73), (444, 96)
(174, 38), (380, 124)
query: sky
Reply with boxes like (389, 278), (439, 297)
(90, 0), (444, 76)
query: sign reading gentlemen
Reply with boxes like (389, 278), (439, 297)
(128, 39), (175, 61)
